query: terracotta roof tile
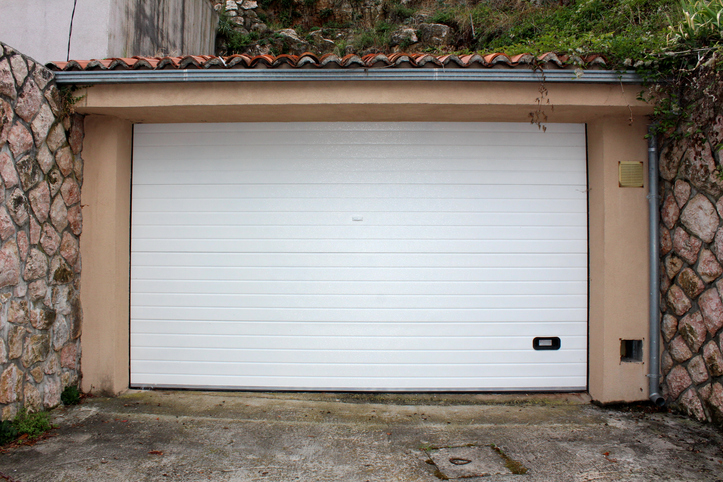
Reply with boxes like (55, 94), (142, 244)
(46, 52), (609, 72)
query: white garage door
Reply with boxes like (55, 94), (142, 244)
(130, 122), (588, 391)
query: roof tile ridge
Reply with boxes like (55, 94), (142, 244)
(249, 54), (276, 67)
(85, 59), (112, 70)
(298, 52), (320, 61)
(156, 57), (182, 69)
(340, 54), (364, 67)
(537, 52), (564, 67)
(413, 54), (442, 67)
(460, 53), (486, 66)
(177, 56), (203, 69)
(225, 54), (252, 68)
(108, 58), (134, 70)
(65, 60), (88, 71)
(585, 54), (608, 67)
(296, 52), (320, 67)
(387, 52), (408, 63)
(439, 54), (465, 67)
(274, 54), (299, 67)
(485, 53), (512, 66)
(362, 53), (391, 66)
(318, 53), (342, 66)
(509, 53), (534, 65)
(133, 58), (156, 69)
(203, 57), (227, 68)
(45, 60), (67, 71)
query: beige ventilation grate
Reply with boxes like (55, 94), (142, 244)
(619, 161), (644, 188)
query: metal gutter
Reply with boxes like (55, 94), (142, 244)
(648, 125), (665, 407)
(53, 68), (642, 84)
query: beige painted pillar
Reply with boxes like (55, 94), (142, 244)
(79, 115), (132, 395)
(587, 115), (651, 402)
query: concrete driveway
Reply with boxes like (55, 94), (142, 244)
(1, 390), (722, 481)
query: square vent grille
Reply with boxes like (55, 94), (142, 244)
(619, 161), (644, 188)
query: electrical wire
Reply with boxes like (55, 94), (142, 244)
(67, 0), (79, 61)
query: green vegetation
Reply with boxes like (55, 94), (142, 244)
(217, 0), (723, 135)
(352, 20), (397, 51)
(0, 420), (18, 445)
(641, 0), (722, 137)
(669, 0), (723, 43)
(490, 443), (529, 475)
(0, 409), (53, 445)
(216, 11), (260, 54)
(426, 0), (678, 65)
(382, 0), (417, 23)
(61, 385), (82, 406)
(218, 0), (710, 63)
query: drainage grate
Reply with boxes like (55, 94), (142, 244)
(426, 444), (527, 479)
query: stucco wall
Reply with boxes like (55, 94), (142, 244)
(0, 42), (83, 419)
(0, 0), (217, 65)
(110, 0), (218, 59)
(73, 79), (653, 402)
(658, 111), (723, 423)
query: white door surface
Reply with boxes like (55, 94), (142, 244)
(130, 122), (588, 391)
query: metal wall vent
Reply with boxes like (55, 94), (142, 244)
(620, 339), (643, 362)
(619, 161), (644, 187)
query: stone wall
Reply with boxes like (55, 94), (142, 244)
(0, 43), (83, 419)
(0, 0), (217, 64)
(659, 111), (723, 423)
(212, 0), (451, 56)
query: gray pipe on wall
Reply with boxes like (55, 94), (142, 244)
(648, 126), (665, 407)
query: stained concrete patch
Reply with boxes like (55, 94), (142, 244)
(1, 391), (723, 481)
(427, 445), (513, 478)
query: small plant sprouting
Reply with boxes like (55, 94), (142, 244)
(61, 385), (82, 405)
(0, 420), (18, 445)
(10, 409), (53, 442)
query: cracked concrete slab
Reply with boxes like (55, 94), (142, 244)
(427, 445), (513, 478)
(0, 391), (722, 481)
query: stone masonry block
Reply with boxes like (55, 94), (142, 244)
(705, 383), (723, 424)
(662, 192), (680, 230)
(674, 180), (691, 208)
(667, 285), (692, 316)
(678, 267), (705, 299)
(679, 311), (707, 352)
(697, 249), (723, 283)
(680, 142), (723, 198)
(680, 194), (719, 243)
(0, 364), (22, 404)
(703, 341), (723, 377)
(0, 58), (16, 99)
(688, 355), (709, 384)
(0, 151), (19, 187)
(0, 239), (20, 288)
(698, 287), (723, 335)
(8, 121), (33, 157)
(670, 335), (693, 362)
(661, 226), (673, 256)
(666, 365), (693, 400)
(60, 177), (80, 206)
(665, 255), (684, 280)
(15, 80), (42, 123)
(662, 314), (678, 343)
(673, 227), (702, 265)
(679, 389), (707, 421)
(28, 181), (50, 223)
(0, 207), (14, 241)
(9, 55), (28, 84)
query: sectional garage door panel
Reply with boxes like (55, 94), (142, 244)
(130, 122), (588, 391)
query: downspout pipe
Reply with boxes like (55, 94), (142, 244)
(648, 125), (665, 407)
